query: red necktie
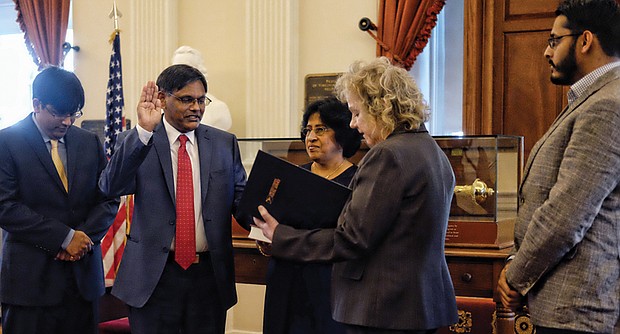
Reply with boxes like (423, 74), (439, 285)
(175, 134), (196, 269)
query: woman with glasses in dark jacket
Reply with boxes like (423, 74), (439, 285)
(259, 96), (361, 334)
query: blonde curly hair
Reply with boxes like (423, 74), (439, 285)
(334, 57), (429, 140)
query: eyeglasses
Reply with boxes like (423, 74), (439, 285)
(44, 105), (83, 120)
(166, 92), (211, 107)
(547, 32), (581, 49)
(301, 126), (330, 137)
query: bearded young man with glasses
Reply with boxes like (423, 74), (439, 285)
(0, 66), (119, 333)
(99, 64), (250, 334)
(498, 1), (620, 333)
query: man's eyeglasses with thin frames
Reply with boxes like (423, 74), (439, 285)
(44, 105), (83, 120)
(547, 32), (582, 49)
(166, 92), (211, 107)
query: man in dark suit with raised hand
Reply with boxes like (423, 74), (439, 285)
(498, 1), (620, 333)
(99, 64), (248, 334)
(0, 66), (119, 333)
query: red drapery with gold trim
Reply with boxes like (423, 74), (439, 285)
(377, 0), (445, 70)
(13, 0), (71, 68)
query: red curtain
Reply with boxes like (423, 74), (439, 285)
(378, 0), (445, 70)
(13, 0), (71, 68)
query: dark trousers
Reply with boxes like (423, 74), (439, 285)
(536, 326), (603, 334)
(128, 252), (226, 334)
(1, 288), (97, 334)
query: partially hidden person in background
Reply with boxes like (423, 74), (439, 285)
(0, 66), (119, 334)
(99, 64), (249, 334)
(497, 1), (620, 333)
(172, 45), (233, 131)
(253, 57), (458, 334)
(260, 96), (362, 334)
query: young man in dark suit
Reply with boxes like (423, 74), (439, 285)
(99, 64), (249, 334)
(0, 66), (119, 333)
(498, 1), (620, 333)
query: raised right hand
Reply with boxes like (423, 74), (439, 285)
(137, 81), (162, 132)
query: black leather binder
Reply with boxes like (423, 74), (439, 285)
(239, 150), (352, 229)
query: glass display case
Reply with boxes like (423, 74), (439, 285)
(236, 135), (523, 248)
(435, 135), (523, 248)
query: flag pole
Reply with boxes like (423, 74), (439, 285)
(102, 0), (131, 283)
(108, 1), (122, 43)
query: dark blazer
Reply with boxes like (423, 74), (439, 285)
(98, 122), (248, 310)
(272, 126), (458, 330)
(506, 66), (620, 333)
(0, 114), (118, 305)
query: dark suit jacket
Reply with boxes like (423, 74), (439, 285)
(506, 66), (620, 333)
(0, 114), (118, 306)
(98, 122), (248, 309)
(272, 126), (458, 330)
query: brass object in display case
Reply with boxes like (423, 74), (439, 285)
(435, 135), (523, 249)
(454, 178), (495, 205)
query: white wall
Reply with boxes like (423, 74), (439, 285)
(73, 0), (376, 138)
(72, 1), (376, 332)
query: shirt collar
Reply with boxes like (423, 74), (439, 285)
(568, 61), (620, 105)
(31, 113), (65, 144)
(162, 116), (196, 146)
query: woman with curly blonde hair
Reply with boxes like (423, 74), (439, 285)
(335, 56), (430, 143)
(254, 57), (457, 333)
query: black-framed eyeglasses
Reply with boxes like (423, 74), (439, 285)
(547, 32), (582, 49)
(301, 126), (330, 137)
(166, 92), (211, 107)
(44, 105), (83, 120)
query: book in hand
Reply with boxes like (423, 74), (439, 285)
(248, 225), (271, 243)
(239, 150), (352, 232)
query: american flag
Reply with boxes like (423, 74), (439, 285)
(102, 30), (131, 284)
(102, 194), (132, 284)
(104, 30), (124, 159)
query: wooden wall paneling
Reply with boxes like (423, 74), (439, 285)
(462, 0), (485, 135)
(463, 0), (564, 154)
(463, 0), (498, 135)
(501, 31), (560, 157)
(486, 0), (563, 160)
(505, 0), (559, 20)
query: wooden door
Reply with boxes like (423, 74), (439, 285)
(463, 0), (566, 161)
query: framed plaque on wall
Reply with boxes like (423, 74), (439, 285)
(304, 73), (341, 109)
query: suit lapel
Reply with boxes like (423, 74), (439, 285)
(521, 67), (620, 187)
(196, 126), (212, 206)
(521, 104), (568, 185)
(64, 127), (80, 193)
(152, 123), (176, 203)
(21, 115), (68, 193)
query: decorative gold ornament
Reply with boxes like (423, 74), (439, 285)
(449, 309), (473, 333)
(454, 178), (495, 205)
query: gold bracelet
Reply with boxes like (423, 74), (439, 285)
(256, 242), (271, 257)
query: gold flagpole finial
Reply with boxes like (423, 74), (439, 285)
(109, 0), (122, 31)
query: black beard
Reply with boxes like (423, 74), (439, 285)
(550, 39), (578, 86)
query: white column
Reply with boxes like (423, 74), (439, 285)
(245, 0), (299, 137)
(125, 0), (178, 124)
